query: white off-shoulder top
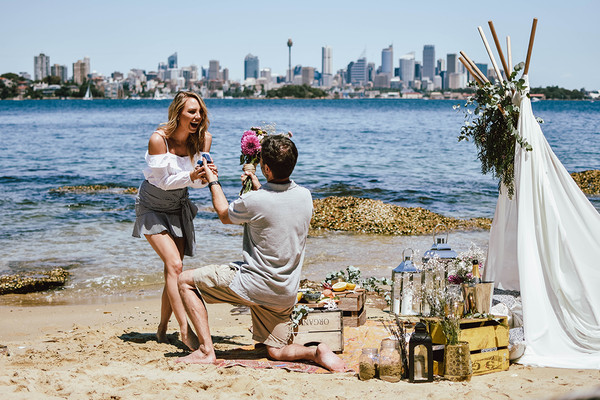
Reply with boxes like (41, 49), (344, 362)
(142, 133), (208, 191)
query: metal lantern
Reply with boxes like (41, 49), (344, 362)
(421, 223), (458, 305)
(391, 248), (422, 316)
(422, 223), (458, 264)
(409, 322), (434, 383)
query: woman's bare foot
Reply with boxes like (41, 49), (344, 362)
(181, 326), (199, 351)
(315, 343), (346, 372)
(156, 323), (168, 343)
(176, 347), (217, 364)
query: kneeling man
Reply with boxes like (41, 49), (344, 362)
(177, 135), (345, 372)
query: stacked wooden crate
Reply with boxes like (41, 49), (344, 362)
(337, 289), (367, 327)
(425, 316), (510, 376)
(293, 309), (344, 353)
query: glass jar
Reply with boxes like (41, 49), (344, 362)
(445, 284), (464, 318)
(378, 338), (403, 382)
(358, 347), (378, 380)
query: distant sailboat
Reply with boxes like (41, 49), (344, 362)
(83, 83), (93, 100)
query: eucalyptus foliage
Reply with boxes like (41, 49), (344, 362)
(457, 62), (532, 198)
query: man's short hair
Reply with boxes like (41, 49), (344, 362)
(261, 135), (298, 180)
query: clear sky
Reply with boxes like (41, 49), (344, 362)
(1, 0), (598, 90)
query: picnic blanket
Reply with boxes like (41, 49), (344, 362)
(215, 319), (390, 373)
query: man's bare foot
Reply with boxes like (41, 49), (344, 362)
(181, 326), (199, 351)
(156, 324), (168, 343)
(176, 348), (217, 364)
(315, 343), (346, 372)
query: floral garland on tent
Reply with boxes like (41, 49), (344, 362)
(456, 62), (534, 198)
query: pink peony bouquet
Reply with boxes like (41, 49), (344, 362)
(239, 127), (268, 194)
(239, 124), (293, 195)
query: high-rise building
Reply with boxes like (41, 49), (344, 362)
(322, 46), (332, 75)
(422, 45), (435, 81)
(436, 58), (445, 76)
(381, 45), (393, 77)
(301, 67), (314, 85)
(73, 57), (90, 85)
(446, 53), (458, 75)
(349, 57), (367, 85)
(168, 52), (178, 69)
(51, 64), (68, 82)
(34, 53), (50, 81)
(321, 46), (332, 87)
(208, 60), (220, 81)
(244, 54), (259, 80)
(444, 53), (458, 89)
(222, 68), (229, 82)
(399, 52), (416, 88)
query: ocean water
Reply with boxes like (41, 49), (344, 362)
(1, 99), (598, 305)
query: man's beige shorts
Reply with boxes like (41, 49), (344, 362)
(192, 264), (293, 349)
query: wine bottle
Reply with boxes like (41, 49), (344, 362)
(472, 259), (482, 284)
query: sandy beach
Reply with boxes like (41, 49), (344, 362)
(1, 295), (598, 400)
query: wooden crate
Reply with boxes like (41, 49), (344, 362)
(293, 309), (344, 353)
(425, 316), (509, 376)
(342, 306), (366, 327)
(337, 290), (366, 312)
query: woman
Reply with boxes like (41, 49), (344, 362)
(132, 91), (215, 350)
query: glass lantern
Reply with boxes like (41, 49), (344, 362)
(391, 248), (422, 315)
(422, 224), (457, 292)
(409, 322), (434, 383)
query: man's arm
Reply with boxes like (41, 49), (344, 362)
(208, 180), (233, 224)
(200, 160), (234, 225)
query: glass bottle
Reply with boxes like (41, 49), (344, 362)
(358, 347), (378, 380)
(378, 338), (403, 382)
(472, 259), (482, 284)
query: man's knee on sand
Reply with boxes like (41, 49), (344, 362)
(177, 269), (196, 293)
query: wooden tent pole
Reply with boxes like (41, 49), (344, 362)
(524, 18), (538, 75)
(478, 26), (504, 85)
(506, 36), (513, 78)
(459, 57), (483, 86)
(488, 21), (510, 79)
(459, 50), (489, 83)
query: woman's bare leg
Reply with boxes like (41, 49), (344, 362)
(145, 232), (199, 350)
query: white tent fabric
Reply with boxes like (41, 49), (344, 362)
(484, 76), (600, 368)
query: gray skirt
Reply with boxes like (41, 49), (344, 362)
(132, 180), (198, 257)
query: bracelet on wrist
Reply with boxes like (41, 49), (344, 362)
(208, 181), (221, 189)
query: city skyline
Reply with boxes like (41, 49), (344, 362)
(1, 0), (599, 90)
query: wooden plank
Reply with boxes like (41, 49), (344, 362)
(337, 290), (366, 312)
(460, 324), (509, 351)
(426, 316), (508, 350)
(342, 307), (366, 327)
(293, 331), (344, 353)
(296, 309), (342, 333)
(471, 348), (509, 376)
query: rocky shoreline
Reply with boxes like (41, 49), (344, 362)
(310, 196), (491, 235)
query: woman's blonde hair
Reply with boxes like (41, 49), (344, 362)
(158, 91), (210, 160)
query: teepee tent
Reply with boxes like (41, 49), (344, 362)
(464, 19), (600, 369)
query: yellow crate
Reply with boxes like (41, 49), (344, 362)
(425, 316), (509, 376)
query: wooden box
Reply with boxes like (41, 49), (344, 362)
(337, 290), (366, 312)
(293, 309), (344, 353)
(426, 316), (510, 376)
(342, 307), (366, 327)
(338, 290), (367, 327)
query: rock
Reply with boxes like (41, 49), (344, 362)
(571, 170), (600, 196)
(311, 196), (491, 235)
(50, 185), (137, 194)
(0, 267), (69, 295)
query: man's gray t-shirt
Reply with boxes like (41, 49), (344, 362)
(227, 181), (313, 309)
